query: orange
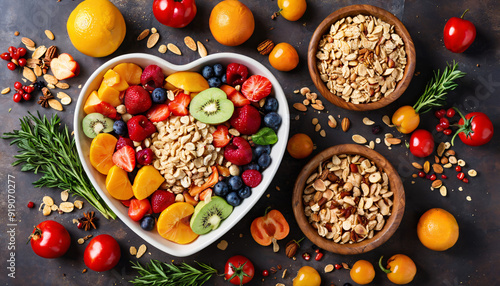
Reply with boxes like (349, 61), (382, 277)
(112, 63), (142, 85)
(157, 202), (199, 244)
(269, 42), (299, 71)
(287, 133), (313, 159)
(350, 260), (375, 285)
(417, 208), (459, 251)
(105, 165), (133, 200)
(132, 166), (165, 200)
(293, 266), (321, 286)
(209, 0), (255, 46)
(89, 133), (117, 175)
(67, 0), (126, 57)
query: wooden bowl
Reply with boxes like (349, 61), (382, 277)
(307, 5), (416, 111)
(292, 144), (405, 255)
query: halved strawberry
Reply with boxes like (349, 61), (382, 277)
(146, 104), (171, 122)
(168, 92), (191, 116)
(112, 145), (136, 172)
(241, 75), (272, 102)
(213, 125), (231, 148)
(220, 84), (250, 107)
(50, 53), (80, 80)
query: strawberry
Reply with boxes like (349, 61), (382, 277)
(229, 105), (261, 135)
(220, 84), (250, 107)
(141, 65), (165, 91)
(112, 145), (136, 172)
(242, 169), (262, 187)
(50, 53), (80, 80)
(224, 137), (253, 166)
(213, 125), (231, 148)
(146, 104), (171, 122)
(226, 63), (249, 86)
(116, 136), (134, 151)
(241, 75), (272, 102)
(124, 85), (152, 115)
(127, 115), (156, 142)
(168, 92), (191, 116)
(150, 190), (175, 213)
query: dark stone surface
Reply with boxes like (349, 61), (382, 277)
(0, 0), (499, 285)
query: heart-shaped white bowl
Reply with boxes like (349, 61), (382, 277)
(74, 53), (289, 257)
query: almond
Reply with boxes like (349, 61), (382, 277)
(352, 134), (367, 144)
(137, 29), (150, 41)
(136, 244), (147, 258)
(21, 37), (35, 48)
(146, 32), (159, 48)
(1, 87), (10, 94)
(311, 103), (324, 110)
(184, 36), (197, 51)
(362, 117), (375, 125)
(328, 118), (337, 128)
(293, 103), (307, 112)
(23, 67), (37, 82)
(48, 99), (63, 111)
(431, 179), (443, 188)
(32, 45), (47, 59)
(432, 163), (443, 174)
(412, 162), (422, 169)
(167, 43), (182, 55)
(45, 30), (55, 40)
(341, 118), (350, 132)
(423, 161), (430, 173)
(437, 142), (445, 157)
(43, 74), (58, 85)
(385, 137), (401, 145)
(197, 41), (207, 57)
(382, 115), (392, 127)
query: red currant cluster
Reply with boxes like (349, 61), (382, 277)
(12, 81), (35, 102)
(455, 166), (468, 183)
(434, 108), (456, 135)
(1, 46), (28, 71)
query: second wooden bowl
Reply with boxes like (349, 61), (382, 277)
(292, 144), (405, 255)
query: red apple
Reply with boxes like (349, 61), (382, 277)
(50, 53), (80, 80)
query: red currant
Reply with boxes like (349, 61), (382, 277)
(27, 201), (35, 208)
(334, 264), (342, 270)
(17, 89), (24, 95)
(77, 221), (83, 229)
(439, 118), (450, 129)
(441, 175), (448, 179)
(10, 50), (19, 60)
(262, 270), (269, 277)
(443, 129), (452, 135)
(18, 58), (26, 67)
(446, 108), (456, 118)
(457, 172), (465, 180)
(455, 166), (461, 172)
(22, 92), (31, 101)
(436, 125), (444, 132)
(314, 252), (324, 261)
(14, 81), (22, 90)
(435, 109), (446, 119)
(23, 85), (34, 93)
(7, 62), (16, 71)
(430, 174), (437, 181)
(8, 46), (16, 55)
(17, 47), (27, 57)
(463, 178), (469, 183)
(418, 171), (426, 178)
(13, 93), (22, 102)
(1, 52), (11, 61)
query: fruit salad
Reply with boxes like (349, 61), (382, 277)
(82, 61), (282, 244)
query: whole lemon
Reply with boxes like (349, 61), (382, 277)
(67, 0), (126, 57)
(209, 0), (255, 46)
(417, 208), (459, 251)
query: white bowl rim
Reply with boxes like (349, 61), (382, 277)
(74, 52), (290, 257)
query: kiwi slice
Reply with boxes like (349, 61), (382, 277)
(190, 196), (233, 235)
(82, 113), (114, 138)
(189, 87), (234, 124)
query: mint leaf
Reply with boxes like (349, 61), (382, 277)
(252, 127), (278, 145)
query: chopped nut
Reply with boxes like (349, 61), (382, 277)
(74, 200), (84, 209)
(130, 246), (137, 255)
(78, 238), (85, 245)
(61, 190), (69, 202)
(457, 159), (466, 167)
(217, 240), (228, 250)
(362, 117), (375, 125)
(257, 39), (275, 55)
(43, 196), (54, 206)
(272, 238), (279, 252)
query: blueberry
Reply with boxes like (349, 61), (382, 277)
(238, 186), (252, 199)
(343, 284), (352, 286)
(202, 65), (214, 79)
(213, 181), (229, 197)
(243, 162), (260, 172)
(221, 74), (227, 84)
(258, 153), (272, 169)
(113, 120), (127, 136)
(228, 176), (243, 191)
(140, 215), (155, 231)
(152, 88), (167, 104)
(226, 192), (241, 206)
(208, 77), (222, 88)
(254, 145), (271, 158)
(263, 97), (279, 113)
(213, 63), (225, 77)
(263, 112), (282, 131)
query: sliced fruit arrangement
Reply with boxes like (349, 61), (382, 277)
(81, 61), (282, 244)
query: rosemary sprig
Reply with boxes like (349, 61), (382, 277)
(413, 61), (466, 114)
(130, 260), (218, 286)
(2, 112), (116, 219)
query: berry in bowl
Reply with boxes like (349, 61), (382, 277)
(74, 53), (289, 256)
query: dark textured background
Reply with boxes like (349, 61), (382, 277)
(0, 0), (499, 285)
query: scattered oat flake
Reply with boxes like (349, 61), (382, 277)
(130, 246), (137, 256)
(136, 244), (147, 258)
(217, 240), (228, 250)
(184, 36), (197, 51)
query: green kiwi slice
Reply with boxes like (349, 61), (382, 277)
(190, 196), (233, 235)
(189, 87), (234, 124)
(82, 113), (114, 138)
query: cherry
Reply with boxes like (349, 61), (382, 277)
(455, 166), (461, 172)
(334, 264), (342, 270)
(439, 117), (450, 129)
(457, 172), (465, 180)
(1, 52), (11, 61)
(22, 92), (31, 101)
(418, 171), (426, 178)
(17, 89), (24, 95)
(441, 175), (448, 179)
(443, 128), (452, 135)
(8, 46), (16, 55)
(14, 81), (22, 90)
(13, 93), (22, 103)
(436, 125), (444, 132)
(429, 174), (437, 181)
(10, 50), (19, 60)
(262, 270), (269, 277)
(446, 108), (456, 118)
(27, 202), (35, 208)
(17, 47), (27, 57)
(435, 109), (446, 119)
(23, 85), (34, 93)
(18, 58), (26, 67)
(463, 178), (469, 183)
(7, 62), (16, 71)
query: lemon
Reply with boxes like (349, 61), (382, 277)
(67, 0), (126, 57)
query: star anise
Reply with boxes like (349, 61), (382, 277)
(37, 87), (54, 108)
(79, 211), (97, 231)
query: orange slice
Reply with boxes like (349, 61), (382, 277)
(89, 133), (117, 175)
(157, 202), (199, 244)
(105, 165), (134, 200)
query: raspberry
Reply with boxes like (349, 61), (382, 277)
(242, 169), (262, 188)
(224, 137), (253, 166)
(229, 105), (261, 135)
(140, 64), (165, 91)
(225, 63), (249, 86)
(127, 115), (156, 142)
(136, 148), (154, 166)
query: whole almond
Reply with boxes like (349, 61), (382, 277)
(341, 118), (350, 132)
(137, 29), (150, 41)
(441, 157), (449, 164)
(328, 118), (337, 128)
(293, 103), (307, 112)
(311, 103), (324, 111)
(147, 32), (159, 48)
(352, 134), (367, 144)
(43, 74), (58, 85)
(412, 162), (422, 169)
(386, 137), (401, 145)
(432, 179), (443, 189)
(197, 41), (207, 57)
(45, 30), (55, 40)
(167, 43), (182, 55)
(437, 142), (445, 157)
(32, 45), (47, 59)
(21, 37), (35, 48)
(55, 82), (70, 89)
(1, 87), (10, 94)
(184, 36), (197, 51)
(48, 99), (63, 111)
(423, 161), (430, 173)
(23, 67), (37, 82)
(432, 163), (444, 174)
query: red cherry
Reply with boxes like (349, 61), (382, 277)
(455, 166), (461, 172)
(27, 201), (35, 208)
(463, 178), (469, 183)
(7, 62), (16, 70)
(334, 264), (342, 270)
(8, 46), (16, 55)
(14, 81), (22, 90)
(457, 172), (465, 180)
(17, 47), (27, 57)
(436, 125), (444, 132)
(430, 174), (437, 181)
(17, 89), (24, 95)
(13, 93), (22, 102)
(22, 92), (31, 101)
(443, 128), (452, 135)
(441, 175), (448, 179)
(18, 58), (26, 67)
(23, 85), (34, 93)
(435, 109), (446, 119)
(439, 118), (450, 129)
(262, 270), (269, 277)
(418, 171), (426, 178)
(0, 52), (11, 61)
(446, 108), (456, 118)
(10, 50), (19, 60)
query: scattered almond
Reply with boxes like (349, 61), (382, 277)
(55, 82), (70, 89)
(74, 200), (84, 209)
(328, 118), (337, 128)
(158, 44), (167, 54)
(423, 161), (430, 173)
(197, 41), (207, 57)
(311, 103), (324, 110)
(43, 196), (54, 206)
(324, 264), (334, 273)
(130, 246), (137, 256)
(42, 204), (51, 216)
(60, 202), (74, 213)
(167, 43), (182, 55)
(32, 45), (47, 59)
(57, 92), (72, 105)
(439, 185), (447, 197)
(432, 163), (444, 174)
(136, 244), (147, 258)
(443, 163), (452, 169)
(300, 87), (310, 95)
(21, 37), (35, 48)
(184, 36), (197, 51)
(362, 117), (375, 125)
(342, 262), (350, 269)
(61, 190), (69, 202)
(437, 142), (445, 157)
(147, 32), (160, 48)
(412, 162), (422, 169)
(44, 74), (58, 85)
(341, 117), (350, 132)
(23, 67), (37, 82)
(431, 180), (443, 188)
(45, 30), (55, 40)
(434, 156), (440, 164)
(217, 240), (228, 250)
(386, 137), (401, 145)
(382, 115), (392, 127)
(293, 102), (307, 112)
(34, 66), (43, 77)
(48, 99), (63, 111)
(352, 134), (367, 144)
(137, 29), (150, 41)
(1, 87), (10, 94)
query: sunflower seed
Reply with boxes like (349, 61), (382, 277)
(197, 41), (207, 57)
(168, 43), (181, 55)
(184, 36), (197, 51)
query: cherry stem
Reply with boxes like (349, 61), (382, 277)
(378, 256), (392, 274)
(460, 9), (470, 19)
(295, 237), (305, 246)
(264, 206), (272, 216)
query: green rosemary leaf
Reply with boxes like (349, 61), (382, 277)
(130, 260), (218, 286)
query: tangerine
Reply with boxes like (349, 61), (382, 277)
(269, 42), (299, 71)
(157, 202), (199, 244)
(209, 0), (255, 46)
(350, 260), (375, 285)
(287, 133), (313, 159)
(417, 208), (459, 251)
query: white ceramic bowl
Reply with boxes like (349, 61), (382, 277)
(74, 53), (289, 257)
